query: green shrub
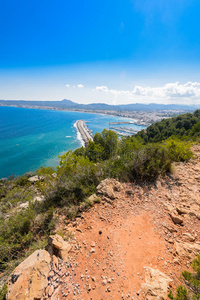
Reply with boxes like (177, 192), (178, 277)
(168, 255), (200, 299)
(15, 175), (31, 187)
(36, 166), (55, 176)
(168, 286), (189, 300)
(129, 144), (172, 181)
(0, 284), (7, 300)
(164, 138), (193, 162)
(0, 186), (34, 213)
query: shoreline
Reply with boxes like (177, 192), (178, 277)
(0, 104), (150, 125)
(0, 103), (195, 126)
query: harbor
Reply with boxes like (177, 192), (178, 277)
(109, 126), (140, 135)
(75, 119), (146, 145)
(75, 120), (93, 147)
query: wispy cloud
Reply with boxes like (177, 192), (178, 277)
(77, 84), (84, 88)
(96, 82), (200, 102)
(65, 84), (84, 88)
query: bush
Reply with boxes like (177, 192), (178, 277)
(164, 138), (193, 162)
(168, 255), (200, 299)
(0, 284), (7, 300)
(36, 166), (55, 176)
(129, 144), (172, 181)
(0, 207), (35, 268)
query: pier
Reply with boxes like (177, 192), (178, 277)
(76, 120), (93, 147)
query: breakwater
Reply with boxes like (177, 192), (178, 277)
(75, 120), (93, 147)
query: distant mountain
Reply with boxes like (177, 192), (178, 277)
(0, 99), (197, 112)
(117, 103), (197, 111)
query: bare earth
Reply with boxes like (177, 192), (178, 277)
(48, 146), (200, 299)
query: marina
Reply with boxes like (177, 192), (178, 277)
(109, 126), (139, 135)
(109, 121), (134, 125)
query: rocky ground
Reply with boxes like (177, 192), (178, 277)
(6, 145), (200, 300)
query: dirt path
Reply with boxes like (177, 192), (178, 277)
(50, 146), (200, 300)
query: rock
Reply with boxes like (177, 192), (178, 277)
(0, 177), (7, 182)
(33, 195), (44, 202)
(97, 179), (116, 199)
(6, 249), (51, 300)
(126, 189), (133, 195)
(28, 175), (44, 183)
(141, 267), (172, 300)
(169, 211), (183, 225)
(18, 195), (45, 212)
(49, 270), (54, 277)
(189, 204), (200, 219)
(52, 172), (57, 178)
(96, 178), (122, 200)
(182, 233), (195, 242)
(175, 241), (200, 259)
(45, 234), (71, 261)
(45, 285), (50, 295)
(52, 255), (59, 270)
(18, 202), (29, 210)
(102, 279), (107, 286)
(51, 286), (61, 300)
(163, 223), (177, 233)
(112, 180), (123, 192)
(91, 241), (96, 247)
(28, 175), (39, 183)
(88, 193), (101, 204)
(48, 285), (54, 297)
(176, 206), (189, 215)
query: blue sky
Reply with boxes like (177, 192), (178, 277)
(1, 0), (200, 104)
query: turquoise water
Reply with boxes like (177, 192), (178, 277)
(0, 107), (146, 178)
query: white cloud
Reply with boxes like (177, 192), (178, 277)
(66, 84), (84, 88)
(96, 86), (109, 92)
(95, 82), (200, 103)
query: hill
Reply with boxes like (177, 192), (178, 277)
(136, 109), (200, 142)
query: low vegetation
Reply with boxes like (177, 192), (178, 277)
(136, 109), (200, 143)
(0, 110), (200, 293)
(168, 255), (200, 300)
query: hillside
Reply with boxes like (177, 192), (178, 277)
(1, 110), (200, 299)
(3, 145), (200, 299)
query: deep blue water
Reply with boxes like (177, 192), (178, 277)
(0, 107), (145, 178)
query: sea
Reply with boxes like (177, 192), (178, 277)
(0, 106), (146, 178)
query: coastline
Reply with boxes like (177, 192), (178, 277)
(0, 104), (149, 125)
(0, 107), (146, 178)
